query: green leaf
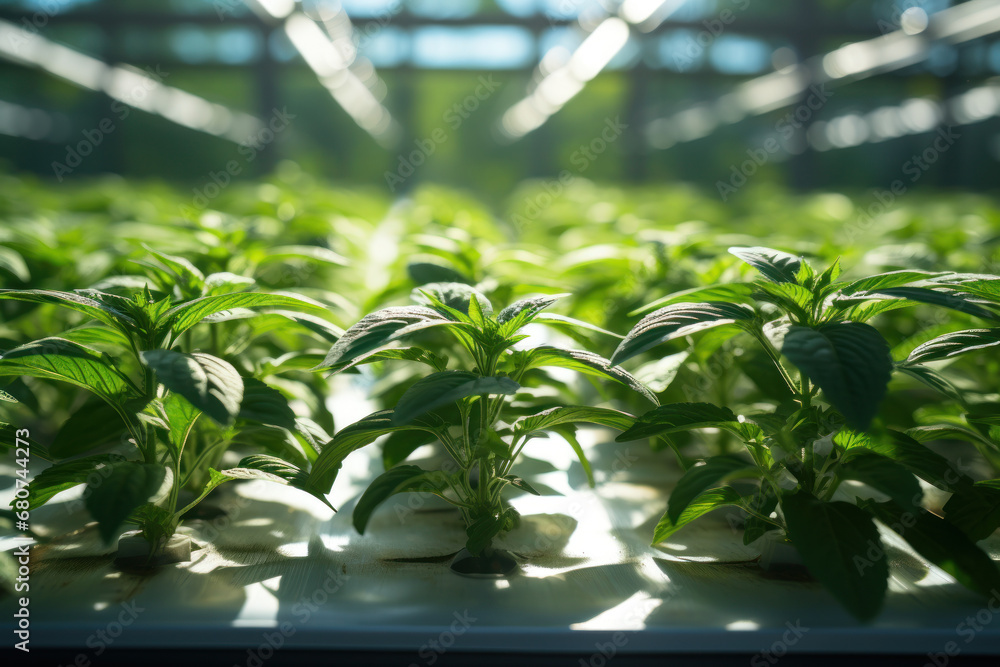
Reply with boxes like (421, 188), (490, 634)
(512, 405), (637, 437)
(496, 294), (567, 333)
(315, 306), (460, 371)
(85, 462), (167, 544)
(652, 486), (743, 543)
(175, 468), (235, 519)
(753, 282), (814, 320)
(838, 452), (922, 510)
(382, 430), (438, 469)
(522, 347), (657, 404)
(905, 329), (1000, 364)
(742, 485), (778, 545)
(551, 425), (595, 488)
(0, 289), (135, 331)
(141, 350), (244, 426)
(895, 363), (965, 403)
(780, 491), (887, 621)
(907, 424), (998, 453)
(144, 248), (204, 295)
(861, 499), (1000, 597)
(391, 371), (519, 425)
(353, 465), (451, 533)
(51, 399), (129, 458)
(501, 474), (541, 495)
(611, 302), (755, 365)
(162, 292), (324, 339)
(0, 337), (138, 404)
(23, 454), (124, 510)
(161, 392), (201, 458)
(0, 389), (16, 403)
(412, 282), (493, 318)
(223, 454), (333, 510)
(668, 455), (757, 523)
(729, 246), (802, 284)
(0, 246), (30, 282)
(943, 481), (1000, 542)
(238, 377), (297, 431)
(844, 287), (1000, 322)
(845, 430), (973, 493)
(308, 409), (446, 494)
(466, 512), (506, 555)
(533, 311), (623, 337)
(616, 402), (739, 442)
(839, 271), (947, 296)
(781, 323), (891, 431)
(0, 422), (52, 461)
(628, 283), (755, 316)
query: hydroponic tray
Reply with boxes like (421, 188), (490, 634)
(4, 429), (1000, 662)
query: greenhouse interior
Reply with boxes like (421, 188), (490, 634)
(2, 0), (1000, 665)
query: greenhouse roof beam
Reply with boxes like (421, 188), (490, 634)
(646, 0), (1000, 150)
(243, 0), (398, 148)
(0, 19), (263, 143)
(499, 1), (685, 140)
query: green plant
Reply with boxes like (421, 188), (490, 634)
(1, 254), (337, 554)
(613, 246), (1000, 621)
(306, 282), (656, 559)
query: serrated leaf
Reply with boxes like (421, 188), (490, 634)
(840, 287), (1000, 322)
(238, 377), (297, 431)
(668, 455), (757, 523)
(523, 347), (657, 404)
(308, 409), (446, 494)
(616, 403), (739, 442)
(612, 302), (755, 365)
(314, 306), (459, 371)
(512, 405), (636, 437)
(392, 371), (519, 425)
(162, 292), (324, 339)
(23, 454), (124, 510)
(502, 475), (541, 496)
(943, 481), (1000, 542)
(496, 294), (567, 333)
(844, 430), (972, 493)
(412, 282), (493, 318)
(743, 485), (778, 545)
(628, 283), (755, 316)
(862, 499), (1000, 597)
(729, 246), (802, 284)
(838, 452), (922, 510)
(0, 337), (138, 404)
(0, 289), (135, 331)
(223, 454), (333, 510)
(781, 491), (887, 621)
(51, 398), (128, 458)
(382, 429), (438, 469)
(840, 270), (947, 296)
(532, 312), (625, 340)
(905, 329), (1000, 364)
(141, 350), (244, 426)
(895, 363), (965, 403)
(85, 461), (167, 544)
(353, 465), (451, 533)
(781, 323), (891, 431)
(652, 486), (743, 543)
(466, 512), (506, 555)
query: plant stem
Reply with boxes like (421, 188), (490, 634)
(751, 327), (798, 394)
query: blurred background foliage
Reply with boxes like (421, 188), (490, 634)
(0, 0), (998, 198)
